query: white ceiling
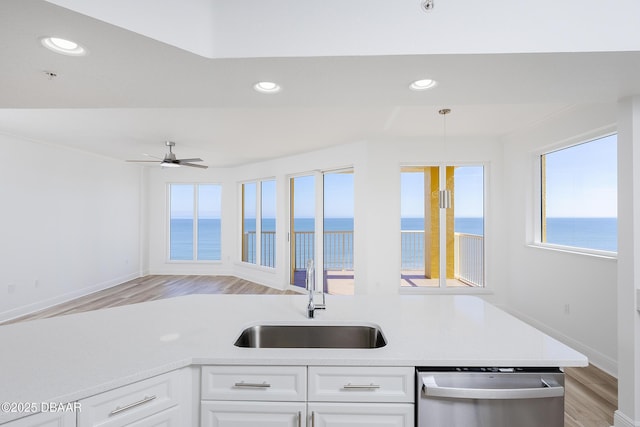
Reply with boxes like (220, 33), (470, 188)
(1, 0), (639, 167)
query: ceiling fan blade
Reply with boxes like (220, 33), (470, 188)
(175, 158), (203, 163)
(180, 162), (209, 169)
(126, 160), (160, 163)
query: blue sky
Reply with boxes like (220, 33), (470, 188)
(291, 172), (355, 218)
(170, 183), (222, 219)
(401, 166), (484, 218)
(545, 134), (617, 218)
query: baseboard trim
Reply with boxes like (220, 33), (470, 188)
(614, 410), (640, 427)
(0, 272), (140, 323)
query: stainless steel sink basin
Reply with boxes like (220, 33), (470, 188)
(234, 324), (387, 348)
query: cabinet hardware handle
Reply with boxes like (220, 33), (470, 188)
(233, 381), (271, 388)
(311, 411), (315, 427)
(109, 395), (156, 416)
(342, 383), (381, 390)
(297, 411), (302, 427)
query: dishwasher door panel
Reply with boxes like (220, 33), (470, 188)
(417, 370), (564, 427)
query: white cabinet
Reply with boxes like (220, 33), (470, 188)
(308, 403), (414, 427)
(200, 366), (306, 427)
(307, 366), (414, 427)
(307, 366), (413, 403)
(201, 366), (306, 402)
(78, 368), (193, 427)
(2, 411), (75, 427)
(201, 402), (305, 427)
(200, 366), (414, 427)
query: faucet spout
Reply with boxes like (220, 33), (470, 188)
(306, 260), (316, 318)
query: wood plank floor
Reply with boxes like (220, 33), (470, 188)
(1, 275), (618, 426)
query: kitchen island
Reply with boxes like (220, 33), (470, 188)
(0, 294), (587, 424)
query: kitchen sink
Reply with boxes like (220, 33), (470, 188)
(234, 324), (387, 348)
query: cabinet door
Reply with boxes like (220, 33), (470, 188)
(121, 407), (180, 427)
(308, 403), (413, 427)
(201, 401), (305, 427)
(3, 411), (75, 427)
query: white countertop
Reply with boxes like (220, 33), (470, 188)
(0, 294), (587, 423)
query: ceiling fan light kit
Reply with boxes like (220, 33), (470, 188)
(126, 141), (208, 169)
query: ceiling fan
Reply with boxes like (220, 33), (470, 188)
(126, 141), (208, 169)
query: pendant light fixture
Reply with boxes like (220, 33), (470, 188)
(438, 108), (452, 209)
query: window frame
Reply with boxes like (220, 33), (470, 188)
(166, 182), (222, 263)
(532, 129), (617, 258)
(239, 177), (277, 269)
(398, 162), (490, 293)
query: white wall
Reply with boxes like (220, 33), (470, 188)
(502, 103), (619, 375)
(615, 96), (640, 427)
(0, 133), (143, 322)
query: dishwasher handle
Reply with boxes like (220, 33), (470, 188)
(421, 375), (564, 400)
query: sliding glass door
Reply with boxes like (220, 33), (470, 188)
(289, 175), (315, 288)
(289, 170), (355, 295)
(400, 165), (485, 288)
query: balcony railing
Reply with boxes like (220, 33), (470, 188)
(454, 233), (484, 287)
(401, 230), (425, 270)
(242, 231), (277, 267)
(243, 229), (484, 287)
(401, 230), (485, 287)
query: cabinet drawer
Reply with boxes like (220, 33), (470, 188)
(78, 370), (182, 426)
(308, 366), (414, 403)
(201, 366), (306, 401)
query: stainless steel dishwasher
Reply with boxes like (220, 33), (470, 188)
(416, 367), (565, 427)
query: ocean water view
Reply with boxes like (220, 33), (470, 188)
(169, 216), (617, 261)
(545, 217), (617, 252)
(170, 218), (221, 260)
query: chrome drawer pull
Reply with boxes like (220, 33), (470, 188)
(109, 395), (156, 416)
(342, 382), (381, 390)
(297, 411), (302, 427)
(233, 381), (271, 388)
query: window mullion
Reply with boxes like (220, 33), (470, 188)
(256, 181), (262, 266)
(193, 184), (199, 260)
(438, 165), (447, 288)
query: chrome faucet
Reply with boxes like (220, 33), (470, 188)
(306, 259), (325, 318)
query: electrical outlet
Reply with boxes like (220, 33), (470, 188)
(8, 284), (16, 294)
(34, 279), (40, 288)
(564, 304), (571, 315)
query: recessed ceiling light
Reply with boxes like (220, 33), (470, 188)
(40, 37), (87, 56)
(409, 79), (437, 91)
(254, 81), (281, 94)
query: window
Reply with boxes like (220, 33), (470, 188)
(400, 165), (485, 288)
(169, 184), (221, 261)
(540, 134), (617, 253)
(241, 179), (276, 267)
